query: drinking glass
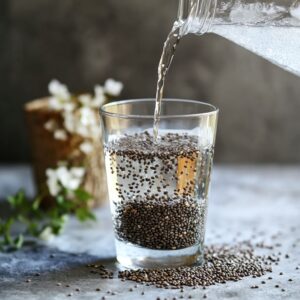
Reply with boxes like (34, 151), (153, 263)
(100, 99), (218, 269)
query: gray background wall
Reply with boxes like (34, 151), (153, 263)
(0, 0), (300, 163)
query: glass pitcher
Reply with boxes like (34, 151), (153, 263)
(176, 0), (300, 75)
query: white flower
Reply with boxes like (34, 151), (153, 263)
(80, 107), (97, 126)
(56, 166), (85, 191)
(56, 166), (71, 189)
(63, 111), (76, 133)
(48, 79), (71, 101)
(76, 124), (90, 138)
(93, 85), (106, 107)
(66, 167), (85, 190)
(49, 97), (65, 111)
(104, 79), (123, 97)
(92, 98), (105, 108)
(68, 179), (81, 191)
(46, 164), (85, 196)
(46, 169), (61, 196)
(39, 226), (55, 241)
(95, 85), (104, 97)
(64, 102), (76, 112)
(80, 142), (94, 154)
(54, 129), (68, 141)
(44, 119), (57, 131)
(79, 94), (93, 106)
(78, 91), (106, 108)
(70, 167), (85, 178)
(46, 168), (56, 178)
(49, 97), (76, 112)
(91, 125), (101, 138)
(46, 79), (113, 140)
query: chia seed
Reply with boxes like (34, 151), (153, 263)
(86, 264), (113, 279)
(105, 132), (213, 250)
(118, 243), (272, 288)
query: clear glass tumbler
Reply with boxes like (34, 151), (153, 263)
(100, 99), (218, 269)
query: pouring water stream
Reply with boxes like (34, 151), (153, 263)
(153, 0), (300, 140)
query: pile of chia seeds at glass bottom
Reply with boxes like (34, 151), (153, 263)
(85, 241), (282, 291)
(118, 242), (273, 288)
(105, 131), (214, 250)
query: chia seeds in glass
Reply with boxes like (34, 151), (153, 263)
(101, 99), (218, 268)
(105, 132), (213, 261)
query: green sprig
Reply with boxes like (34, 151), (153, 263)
(0, 188), (96, 251)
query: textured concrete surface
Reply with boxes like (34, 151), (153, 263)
(0, 1), (300, 163)
(1, 165), (300, 299)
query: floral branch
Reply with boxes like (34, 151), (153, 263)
(0, 164), (95, 251)
(0, 78), (124, 251)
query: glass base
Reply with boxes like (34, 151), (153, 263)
(115, 239), (203, 269)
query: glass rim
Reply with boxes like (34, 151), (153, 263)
(100, 98), (219, 120)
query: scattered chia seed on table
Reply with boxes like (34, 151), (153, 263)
(86, 264), (113, 279)
(105, 131), (214, 250)
(118, 243), (273, 288)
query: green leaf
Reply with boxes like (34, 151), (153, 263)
(0, 221), (4, 235)
(27, 222), (39, 236)
(14, 234), (24, 249)
(7, 196), (16, 207)
(74, 188), (92, 202)
(7, 190), (26, 208)
(1, 185), (97, 252)
(32, 197), (41, 211)
(75, 207), (96, 222)
(3, 218), (14, 244)
(56, 195), (65, 205)
(49, 216), (67, 235)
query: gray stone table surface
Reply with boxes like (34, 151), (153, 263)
(0, 165), (300, 300)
